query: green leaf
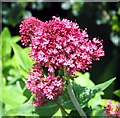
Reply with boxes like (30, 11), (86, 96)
(59, 84), (99, 110)
(92, 105), (106, 117)
(93, 77), (116, 91)
(88, 92), (103, 109)
(61, 77), (116, 110)
(1, 27), (12, 63)
(3, 55), (17, 69)
(53, 109), (62, 116)
(36, 101), (59, 117)
(0, 87), (27, 107)
(73, 82), (100, 108)
(75, 72), (95, 88)
(88, 77), (116, 109)
(5, 96), (59, 116)
(53, 108), (71, 116)
(114, 89), (120, 98)
(12, 36), (20, 43)
(5, 101), (37, 116)
(11, 42), (32, 72)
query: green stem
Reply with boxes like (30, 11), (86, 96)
(63, 66), (67, 77)
(63, 66), (87, 117)
(67, 79), (87, 117)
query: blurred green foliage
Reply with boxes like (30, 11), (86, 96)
(2, 2), (44, 27)
(2, 3), (31, 26)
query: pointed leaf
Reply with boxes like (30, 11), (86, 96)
(114, 89), (120, 98)
(36, 101), (59, 117)
(88, 77), (116, 108)
(93, 77), (116, 91)
(60, 84), (100, 110)
(53, 109), (62, 116)
(60, 77), (116, 110)
(11, 42), (32, 72)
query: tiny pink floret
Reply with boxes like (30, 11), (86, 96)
(26, 66), (63, 107)
(104, 100), (120, 118)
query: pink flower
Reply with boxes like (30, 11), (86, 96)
(19, 17), (43, 46)
(26, 66), (63, 107)
(20, 16), (104, 76)
(104, 100), (120, 118)
(118, 110), (120, 117)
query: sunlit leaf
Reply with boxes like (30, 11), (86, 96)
(53, 109), (62, 116)
(0, 101), (3, 117)
(75, 72), (95, 88)
(12, 36), (20, 43)
(1, 77), (6, 88)
(93, 77), (116, 91)
(11, 42), (32, 72)
(1, 27), (12, 63)
(73, 82), (99, 108)
(0, 87), (27, 107)
(89, 78), (116, 109)
(88, 92), (103, 109)
(5, 101), (37, 116)
(59, 85), (99, 110)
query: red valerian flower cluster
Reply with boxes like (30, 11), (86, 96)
(20, 16), (104, 75)
(26, 65), (63, 107)
(19, 16), (104, 107)
(104, 100), (120, 118)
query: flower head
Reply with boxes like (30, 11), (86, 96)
(26, 65), (63, 107)
(20, 16), (104, 76)
(19, 17), (43, 46)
